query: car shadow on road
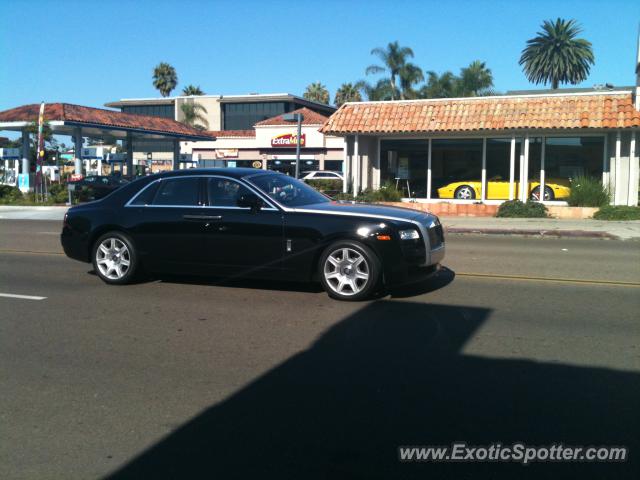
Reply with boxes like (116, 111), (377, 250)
(106, 300), (639, 479)
(135, 266), (456, 299)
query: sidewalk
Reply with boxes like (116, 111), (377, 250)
(1, 205), (639, 240)
(442, 216), (640, 240)
(0, 205), (68, 221)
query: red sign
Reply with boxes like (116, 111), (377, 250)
(271, 133), (306, 148)
(70, 174), (84, 182)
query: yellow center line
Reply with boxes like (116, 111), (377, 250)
(456, 272), (640, 287)
(0, 249), (63, 256)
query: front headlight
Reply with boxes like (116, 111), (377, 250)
(399, 229), (420, 240)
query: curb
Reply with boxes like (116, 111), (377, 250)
(445, 227), (620, 240)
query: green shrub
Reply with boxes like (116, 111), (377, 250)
(568, 175), (610, 207)
(496, 200), (548, 218)
(328, 183), (403, 203)
(0, 185), (24, 203)
(306, 179), (343, 193)
(593, 206), (640, 221)
(48, 183), (71, 204)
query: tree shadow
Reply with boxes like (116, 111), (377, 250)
(107, 301), (638, 479)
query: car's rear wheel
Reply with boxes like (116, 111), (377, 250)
(92, 232), (138, 285)
(530, 185), (555, 201)
(319, 241), (381, 301)
(454, 185), (476, 200)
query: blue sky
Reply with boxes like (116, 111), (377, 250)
(0, 0), (638, 113)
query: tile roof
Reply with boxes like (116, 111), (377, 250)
(255, 107), (329, 127)
(320, 92), (640, 134)
(207, 130), (256, 138)
(0, 103), (215, 139)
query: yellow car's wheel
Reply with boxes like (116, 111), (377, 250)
(530, 186), (554, 201)
(454, 185), (476, 200)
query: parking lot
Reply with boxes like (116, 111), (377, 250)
(1, 220), (639, 479)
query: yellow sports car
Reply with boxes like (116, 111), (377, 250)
(437, 177), (571, 201)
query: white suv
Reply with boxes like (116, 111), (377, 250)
(301, 171), (344, 181)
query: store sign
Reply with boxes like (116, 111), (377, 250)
(215, 149), (239, 159)
(271, 133), (306, 148)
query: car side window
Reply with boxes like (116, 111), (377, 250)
(152, 178), (200, 206)
(129, 181), (160, 206)
(207, 178), (252, 207)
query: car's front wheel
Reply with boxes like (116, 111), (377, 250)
(92, 232), (138, 285)
(319, 241), (381, 301)
(454, 185), (476, 199)
(530, 185), (555, 201)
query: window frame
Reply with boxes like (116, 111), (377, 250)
(125, 175), (279, 211)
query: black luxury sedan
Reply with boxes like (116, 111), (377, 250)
(61, 168), (445, 300)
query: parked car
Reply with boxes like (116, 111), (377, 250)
(301, 170), (344, 181)
(68, 175), (129, 200)
(61, 169), (445, 300)
(436, 177), (571, 201)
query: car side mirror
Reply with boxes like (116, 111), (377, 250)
(237, 193), (263, 212)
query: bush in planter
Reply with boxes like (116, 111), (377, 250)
(0, 185), (24, 203)
(568, 175), (610, 207)
(329, 183), (403, 203)
(306, 179), (343, 193)
(593, 206), (640, 221)
(48, 183), (70, 204)
(496, 200), (548, 218)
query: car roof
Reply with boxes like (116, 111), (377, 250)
(151, 168), (279, 180)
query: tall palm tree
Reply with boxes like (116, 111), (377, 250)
(334, 82), (365, 106)
(458, 60), (494, 96)
(398, 63), (424, 99)
(303, 82), (330, 104)
(363, 79), (395, 101)
(419, 71), (459, 98)
(152, 62), (178, 97)
(182, 84), (205, 96)
(519, 18), (594, 89)
(180, 102), (209, 130)
(366, 41), (415, 100)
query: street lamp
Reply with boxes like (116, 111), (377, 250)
(282, 112), (304, 178)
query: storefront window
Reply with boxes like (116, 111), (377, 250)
(324, 160), (343, 172)
(486, 138), (520, 200)
(542, 137), (604, 201)
(380, 140), (428, 197)
(432, 139), (483, 199)
(525, 137), (543, 201)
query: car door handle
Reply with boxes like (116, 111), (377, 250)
(183, 214), (223, 221)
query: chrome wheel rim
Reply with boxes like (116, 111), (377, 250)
(96, 238), (131, 280)
(531, 188), (550, 201)
(324, 247), (369, 296)
(456, 186), (473, 199)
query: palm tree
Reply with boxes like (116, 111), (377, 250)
(303, 82), (330, 104)
(366, 41), (415, 100)
(180, 102), (209, 130)
(334, 82), (365, 106)
(182, 84), (205, 96)
(152, 62), (178, 97)
(519, 18), (594, 89)
(458, 60), (494, 96)
(398, 63), (424, 99)
(419, 71), (459, 98)
(362, 79), (395, 101)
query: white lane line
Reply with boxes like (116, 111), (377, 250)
(0, 293), (47, 301)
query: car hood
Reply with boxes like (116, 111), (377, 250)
(290, 201), (433, 222)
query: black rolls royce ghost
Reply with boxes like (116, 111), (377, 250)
(61, 168), (445, 300)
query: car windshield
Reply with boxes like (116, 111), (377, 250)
(248, 173), (330, 207)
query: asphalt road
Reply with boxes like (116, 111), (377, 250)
(1, 220), (639, 479)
